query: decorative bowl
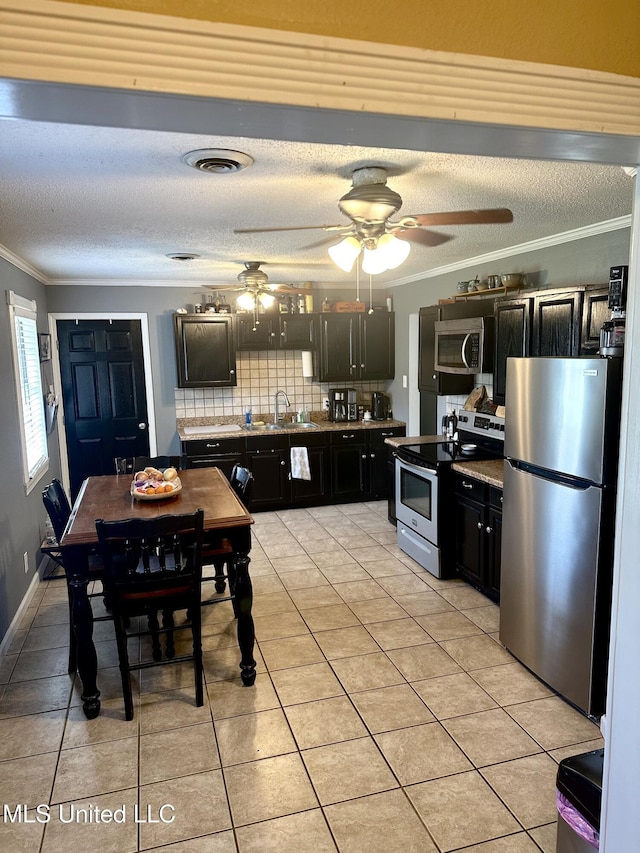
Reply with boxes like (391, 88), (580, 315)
(131, 477), (182, 501)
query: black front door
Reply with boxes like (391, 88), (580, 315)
(58, 319), (150, 498)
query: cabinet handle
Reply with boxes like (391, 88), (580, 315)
(281, 460), (286, 466)
(381, 431), (393, 436)
(206, 443), (221, 448)
(477, 522), (483, 529)
(370, 452), (376, 459)
(361, 454), (367, 459)
(229, 369), (235, 375)
(462, 482), (473, 489)
(500, 496), (503, 503)
(360, 363), (365, 369)
(432, 373), (437, 380)
(270, 332), (276, 338)
(342, 434), (355, 439)
(486, 526), (493, 534)
(280, 332), (285, 337)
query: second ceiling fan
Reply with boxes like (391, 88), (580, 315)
(235, 166), (513, 274)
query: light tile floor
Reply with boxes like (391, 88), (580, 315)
(0, 501), (603, 852)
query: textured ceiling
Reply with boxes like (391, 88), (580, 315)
(0, 120), (633, 289)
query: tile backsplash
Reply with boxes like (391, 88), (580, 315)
(174, 350), (388, 419)
(437, 374), (495, 429)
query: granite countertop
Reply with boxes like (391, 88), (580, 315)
(384, 434), (444, 449)
(451, 459), (504, 488)
(177, 414), (406, 441)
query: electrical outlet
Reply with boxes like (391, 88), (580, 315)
(23, 552), (29, 574)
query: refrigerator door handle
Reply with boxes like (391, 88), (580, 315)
(507, 458), (596, 491)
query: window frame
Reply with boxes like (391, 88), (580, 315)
(7, 290), (49, 494)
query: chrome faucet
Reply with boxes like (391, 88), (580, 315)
(274, 389), (290, 424)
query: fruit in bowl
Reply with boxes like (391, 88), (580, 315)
(132, 467), (181, 500)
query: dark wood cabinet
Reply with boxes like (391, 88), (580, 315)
(368, 426), (405, 501)
(236, 313), (317, 351)
(182, 437), (245, 478)
(531, 289), (584, 357)
(317, 312), (394, 382)
(174, 314), (236, 387)
(330, 426), (405, 503)
(452, 473), (502, 601)
(245, 434), (290, 510)
(581, 286), (609, 355)
(493, 298), (532, 405)
(289, 432), (329, 506)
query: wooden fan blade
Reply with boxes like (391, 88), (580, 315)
(396, 228), (453, 247)
(234, 223), (347, 234)
(299, 234), (348, 250)
(406, 208), (514, 227)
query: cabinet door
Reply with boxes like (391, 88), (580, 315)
(368, 427), (406, 500)
(418, 306), (439, 393)
(486, 505), (502, 601)
(235, 315), (277, 350)
(290, 446), (328, 504)
(174, 315), (236, 387)
(359, 312), (395, 380)
(245, 446), (289, 509)
(531, 290), (583, 356)
(318, 315), (357, 381)
(454, 493), (485, 587)
(581, 287), (609, 355)
(330, 432), (368, 501)
(493, 299), (531, 405)
(279, 314), (317, 349)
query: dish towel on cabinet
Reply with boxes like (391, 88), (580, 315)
(290, 446), (311, 480)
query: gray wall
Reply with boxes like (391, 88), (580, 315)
(387, 228), (631, 422)
(0, 259), (62, 639)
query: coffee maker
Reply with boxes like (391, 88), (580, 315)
(599, 265), (627, 358)
(329, 388), (357, 422)
(371, 392), (390, 421)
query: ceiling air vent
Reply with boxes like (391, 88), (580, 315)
(166, 253), (200, 261)
(182, 149), (254, 174)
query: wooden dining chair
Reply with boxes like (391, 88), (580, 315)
(42, 479), (109, 674)
(202, 466), (254, 611)
(95, 509), (205, 720)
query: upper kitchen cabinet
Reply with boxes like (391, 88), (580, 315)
(531, 288), (584, 357)
(493, 297), (532, 405)
(317, 312), (394, 382)
(174, 314), (237, 387)
(235, 313), (317, 351)
(581, 286), (610, 355)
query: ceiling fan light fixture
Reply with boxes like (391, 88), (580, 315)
(328, 236), (361, 272)
(361, 234), (411, 274)
(236, 291), (256, 311)
(258, 291), (276, 309)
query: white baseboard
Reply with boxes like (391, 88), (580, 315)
(0, 559), (49, 661)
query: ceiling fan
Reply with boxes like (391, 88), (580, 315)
(234, 167), (513, 274)
(204, 261), (310, 321)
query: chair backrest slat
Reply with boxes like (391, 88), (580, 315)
(42, 479), (72, 542)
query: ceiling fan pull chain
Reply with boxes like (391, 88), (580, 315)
(369, 273), (374, 314)
(355, 260), (360, 304)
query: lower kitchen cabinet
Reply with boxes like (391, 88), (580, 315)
(452, 473), (502, 601)
(331, 426), (406, 504)
(245, 434), (290, 510)
(182, 437), (245, 479)
(289, 432), (329, 506)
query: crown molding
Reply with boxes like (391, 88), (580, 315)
(387, 215), (632, 287)
(1, 1), (640, 138)
(0, 245), (48, 283)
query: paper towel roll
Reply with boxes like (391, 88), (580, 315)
(301, 351), (313, 377)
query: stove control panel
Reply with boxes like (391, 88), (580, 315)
(457, 412), (505, 440)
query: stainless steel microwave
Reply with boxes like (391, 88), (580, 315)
(433, 316), (494, 374)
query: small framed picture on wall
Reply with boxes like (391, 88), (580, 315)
(38, 332), (51, 362)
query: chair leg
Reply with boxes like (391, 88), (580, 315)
(66, 582), (78, 674)
(113, 612), (134, 721)
(147, 610), (162, 661)
(191, 598), (204, 707)
(162, 609), (175, 659)
(213, 558), (227, 594)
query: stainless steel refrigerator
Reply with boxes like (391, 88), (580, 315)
(500, 357), (622, 717)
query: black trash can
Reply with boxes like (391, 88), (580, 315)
(556, 748), (604, 852)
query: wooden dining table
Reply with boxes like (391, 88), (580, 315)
(60, 467), (255, 719)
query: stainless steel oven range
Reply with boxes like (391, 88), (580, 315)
(394, 414), (504, 578)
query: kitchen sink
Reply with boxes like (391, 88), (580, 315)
(243, 422), (319, 431)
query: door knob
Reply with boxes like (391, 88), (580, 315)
(138, 423), (146, 430)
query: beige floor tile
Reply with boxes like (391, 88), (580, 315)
(348, 597), (409, 624)
(481, 753), (559, 828)
(140, 721), (219, 784)
(203, 645), (265, 683)
(20, 623), (70, 652)
(458, 833), (543, 852)
(260, 633), (324, 670)
(207, 672), (280, 720)
(375, 574), (434, 597)
(251, 591), (296, 617)
(438, 585), (493, 609)
(461, 604), (501, 633)
(41, 788), (138, 853)
(224, 753), (318, 826)
(271, 662), (345, 705)
(407, 769), (520, 851)
(300, 603), (360, 632)
(52, 736), (138, 803)
(549, 739), (604, 763)
(302, 736), (398, 805)
(268, 552), (316, 571)
(443, 708), (542, 767)
(415, 610), (484, 641)
(261, 542), (307, 560)
(138, 688), (213, 733)
(360, 557), (412, 578)
(215, 708), (297, 766)
(288, 586), (344, 610)
(505, 696), (602, 750)
(313, 625), (380, 659)
(10, 646), (71, 682)
(0, 674), (72, 718)
(143, 830), (237, 852)
(387, 643), (462, 682)
(412, 672), (498, 720)
(0, 708), (66, 759)
(139, 769), (232, 848)
(528, 822), (558, 853)
(439, 634), (514, 670)
(0, 818), (45, 853)
(278, 568), (329, 589)
(376, 721), (473, 784)
(140, 659), (201, 694)
(350, 683), (434, 733)
(235, 808), (337, 853)
(285, 695), (367, 748)
(62, 697), (138, 748)
(309, 550), (357, 569)
(470, 661), (554, 705)
(0, 654), (17, 684)
(333, 579), (386, 603)
(324, 788), (439, 853)
(346, 544), (394, 563)
(252, 610), (310, 641)
(392, 591), (455, 617)
(0, 751), (58, 804)
(365, 617), (432, 650)
(250, 574), (285, 595)
(330, 652), (405, 693)
(334, 533), (378, 550)
(319, 564), (370, 583)
(71, 665), (138, 708)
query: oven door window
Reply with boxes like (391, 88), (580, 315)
(400, 466), (433, 520)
